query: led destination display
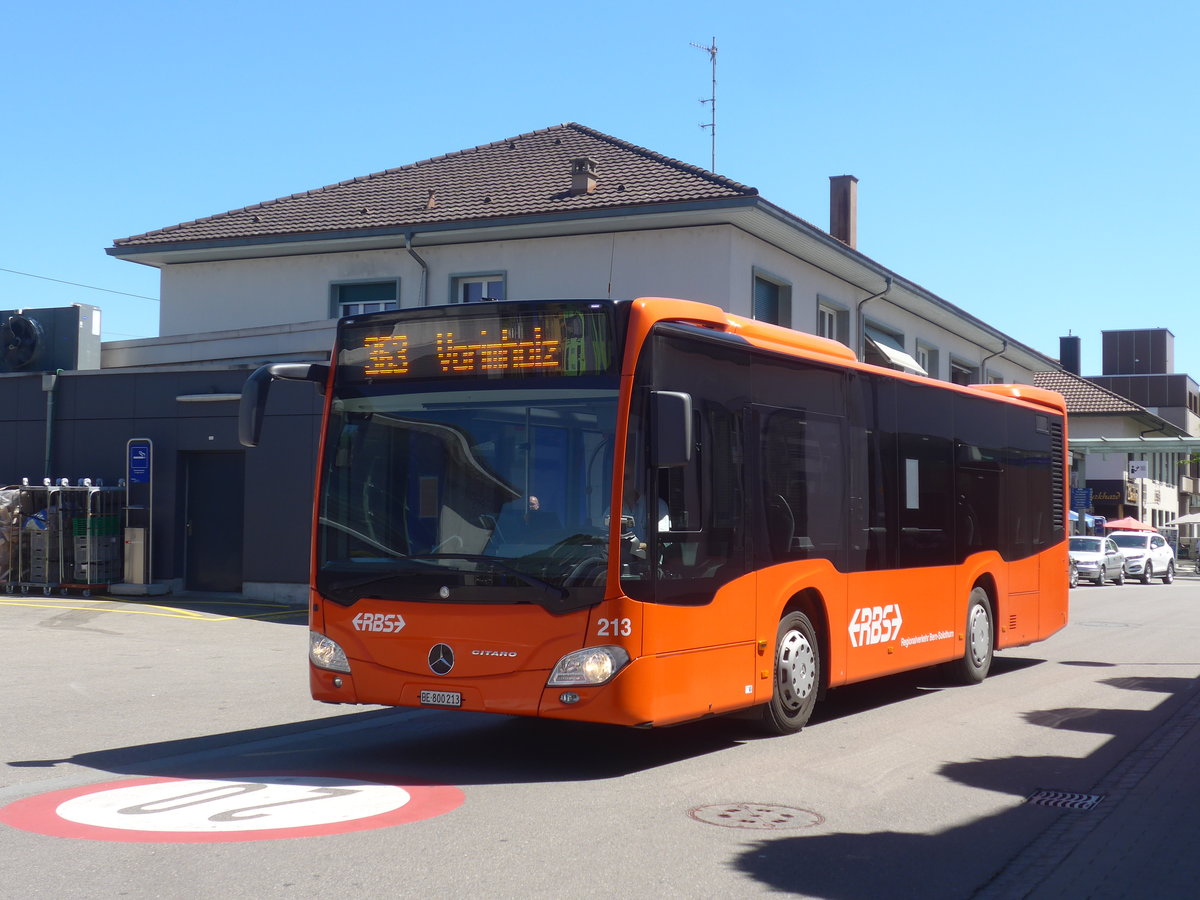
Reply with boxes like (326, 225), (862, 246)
(338, 305), (614, 382)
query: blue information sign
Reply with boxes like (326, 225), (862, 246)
(128, 441), (151, 485)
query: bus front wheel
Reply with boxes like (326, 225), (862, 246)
(950, 587), (993, 685)
(761, 611), (820, 735)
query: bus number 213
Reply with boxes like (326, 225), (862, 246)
(597, 618), (632, 637)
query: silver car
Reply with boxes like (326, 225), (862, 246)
(1068, 536), (1126, 585)
(1109, 531), (1176, 584)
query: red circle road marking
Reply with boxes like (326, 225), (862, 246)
(0, 773), (464, 843)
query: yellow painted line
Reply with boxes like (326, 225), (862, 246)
(0, 597), (229, 621)
(2, 593), (304, 621)
(245, 609), (308, 621)
(87, 598), (304, 621)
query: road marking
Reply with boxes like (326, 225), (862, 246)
(0, 598), (222, 620)
(0, 773), (463, 843)
(0, 596), (304, 622)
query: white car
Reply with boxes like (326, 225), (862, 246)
(1068, 536), (1126, 585)
(1108, 531), (1175, 584)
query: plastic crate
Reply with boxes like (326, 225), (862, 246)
(73, 515), (120, 537)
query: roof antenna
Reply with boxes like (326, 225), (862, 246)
(691, 36), (717, 172)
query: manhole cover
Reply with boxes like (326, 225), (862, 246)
(687, 803), (824, 830)
(1025, 790), (1104, 811)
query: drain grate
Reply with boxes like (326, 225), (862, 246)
(1025, 789), (1104, 811)
(687, 803), (824, 830)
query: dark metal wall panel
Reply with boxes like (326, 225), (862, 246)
(0, 367), (322, 587)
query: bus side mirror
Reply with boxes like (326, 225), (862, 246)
(239, 363), (329, 448)
(651, 390), (692, 468)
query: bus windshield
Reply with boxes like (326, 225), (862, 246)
(316, 385), (618, 612)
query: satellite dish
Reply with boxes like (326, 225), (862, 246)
(0, 313), (44, 371)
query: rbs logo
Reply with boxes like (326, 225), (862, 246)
(352, 612), (406, 634)
(848, 605), (903, 648)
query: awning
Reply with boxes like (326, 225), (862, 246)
(863, 327), (927, 376)
(1165, 512), (1200, 526)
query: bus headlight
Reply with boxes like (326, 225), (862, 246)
(309, 631), (351, 673)
(547, 646), (630, 686)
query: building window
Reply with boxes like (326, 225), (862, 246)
(453, 274), (506, 303)
(816, 297), (849, 346)
(332, 280), (399, 317)
(949, 358), (978, 386)
(916, 343), (939, 380)
(753, 271), (791, 327)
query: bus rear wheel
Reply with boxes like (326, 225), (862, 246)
(761, 611), (820, 735)
(950, 587), (993, 685)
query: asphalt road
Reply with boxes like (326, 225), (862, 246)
(3, 576), (1199, 899)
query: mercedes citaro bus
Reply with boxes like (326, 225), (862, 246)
(240, 297), (1068, 734)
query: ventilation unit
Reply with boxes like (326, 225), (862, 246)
(0, 304), (101, 373)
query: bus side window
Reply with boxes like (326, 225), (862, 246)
(760, 409), (844, 564)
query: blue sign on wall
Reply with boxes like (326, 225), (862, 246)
(128, 441), (151, 484)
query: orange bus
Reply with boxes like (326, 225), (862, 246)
(240, 297), (1068, 734)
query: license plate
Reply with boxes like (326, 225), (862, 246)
(419, 690), (462, 708)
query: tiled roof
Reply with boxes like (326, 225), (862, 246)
(1032, 370), (1148, 415)
(113, 123), (758, 247)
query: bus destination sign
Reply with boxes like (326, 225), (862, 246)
(339, 306), (613, 382)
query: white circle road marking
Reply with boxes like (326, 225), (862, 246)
(0, 774), (464, 843)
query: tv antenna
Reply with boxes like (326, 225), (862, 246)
(691, 36), (717, 172)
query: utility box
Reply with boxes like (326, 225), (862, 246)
(123, 527), (147, 585)
(0, 304), (102, 373)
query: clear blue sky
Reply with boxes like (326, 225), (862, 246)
(3, 0), (1197, 379)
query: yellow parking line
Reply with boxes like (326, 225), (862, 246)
(0, 597), (229, 620)
(2, 593), (304, 621)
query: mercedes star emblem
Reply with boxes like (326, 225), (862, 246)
(428, 643), (455, 675)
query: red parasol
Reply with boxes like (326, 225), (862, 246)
(1102, 516), (1155, 531)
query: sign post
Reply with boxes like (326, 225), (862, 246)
(111, 438), (167, 595)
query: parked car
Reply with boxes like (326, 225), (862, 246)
(1108, 531), (1175, 584)
(1068, 536), (1126, 585)
(1068, 556), (1079, 589)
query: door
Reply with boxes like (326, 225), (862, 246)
(184, 452), (245, 592)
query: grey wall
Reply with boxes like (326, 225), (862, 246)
(0, 368), (323, 588)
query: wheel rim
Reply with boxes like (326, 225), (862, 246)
(967, 603), (991, 667)
(777, 628), (816, 713)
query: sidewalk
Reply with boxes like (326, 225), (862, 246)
(980, 567), (1200, 899)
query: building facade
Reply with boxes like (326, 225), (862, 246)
(2, 123), (1065, 598)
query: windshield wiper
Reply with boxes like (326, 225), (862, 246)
(402, 554), (568, 599)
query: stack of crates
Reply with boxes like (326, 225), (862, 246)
(28, 525), (64, 586)
(72, 510), (121, 585)
(1, 482), (123, 594)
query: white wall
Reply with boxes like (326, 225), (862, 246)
(147, 223), (1040, 384)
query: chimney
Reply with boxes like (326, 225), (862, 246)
(570, 157), (598, 195)
(1060, 334), (1081, 375)
(829, 175), (858, 248)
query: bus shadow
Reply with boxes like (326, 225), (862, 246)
(8, 656), (1051, 788)
(806, 654), (1046, 727)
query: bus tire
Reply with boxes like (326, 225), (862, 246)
(761, 611), (820, 735)
(950, 587), (993, 685)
